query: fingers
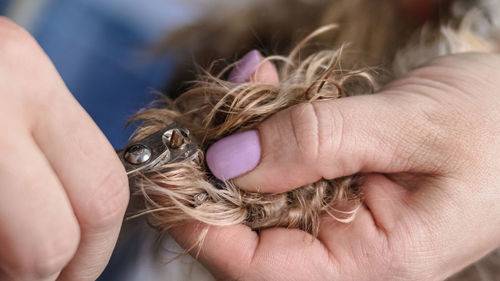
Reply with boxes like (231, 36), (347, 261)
(207, 50), (279, 181)
(169, 222), (336, 280)
(360, 174), (411, 234)
(210, 48), (443, 192)
(0, 122), (80, 280)
(228, 50), (279, 85)
(36, 93), (128, 280)
(0, 19), (129, 280)
(318, 205), (390, 278)
(169, 222), (258, 279)
(169, 176), (407, 280)
(27, 55), (129, 280)
(207, 91), (445, 193)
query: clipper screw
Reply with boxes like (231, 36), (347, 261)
(124, 144), (152, 165)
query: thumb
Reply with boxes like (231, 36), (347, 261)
(206, 90), (444, 193)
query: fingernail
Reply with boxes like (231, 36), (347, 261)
(228, 50), (262, 83)
(206, 130), (261, 180)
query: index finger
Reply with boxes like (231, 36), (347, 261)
(15, 28), (129, 279)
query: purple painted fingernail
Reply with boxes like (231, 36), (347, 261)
(228, 50), (262, 83)
(206, 130), (261, 180)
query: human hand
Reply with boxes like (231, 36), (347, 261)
(0, 18), (129, 280)
(170, 51), (500, 280)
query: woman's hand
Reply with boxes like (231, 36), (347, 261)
(0, 18), (129, 280)
(170, 51), (500, 280)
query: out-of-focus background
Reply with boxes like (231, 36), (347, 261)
(0, 0), (209, 148)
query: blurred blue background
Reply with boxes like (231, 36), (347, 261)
(0, 0), (202, 148)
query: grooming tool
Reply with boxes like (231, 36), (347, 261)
(117, 123), (198, 175)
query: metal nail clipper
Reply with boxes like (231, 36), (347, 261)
(116, 122), (198, 175)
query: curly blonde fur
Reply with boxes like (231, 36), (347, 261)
(128, 26), (375, 237)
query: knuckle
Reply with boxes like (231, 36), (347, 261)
(82, 169), (129, 229)
(10, 219), (80, 278)
(313, 101), (346, 162)
(288, 103), (322, 165)
(288, 102), (346, 177)
(32, 225), (80, 278)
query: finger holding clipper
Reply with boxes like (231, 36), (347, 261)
(0, 18), (129, 280)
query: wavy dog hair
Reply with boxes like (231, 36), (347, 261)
(128, 25), (374, 238)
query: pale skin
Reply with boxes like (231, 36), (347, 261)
(168, 52), (500, 281)
(0, 18), (129, 280)
(0, 3), (499, 281)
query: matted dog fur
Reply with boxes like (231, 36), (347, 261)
(126, 0), (499, 280)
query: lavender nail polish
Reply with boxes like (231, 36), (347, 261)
(206, 130), (261, 180)
(228, 50), (262, 83)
